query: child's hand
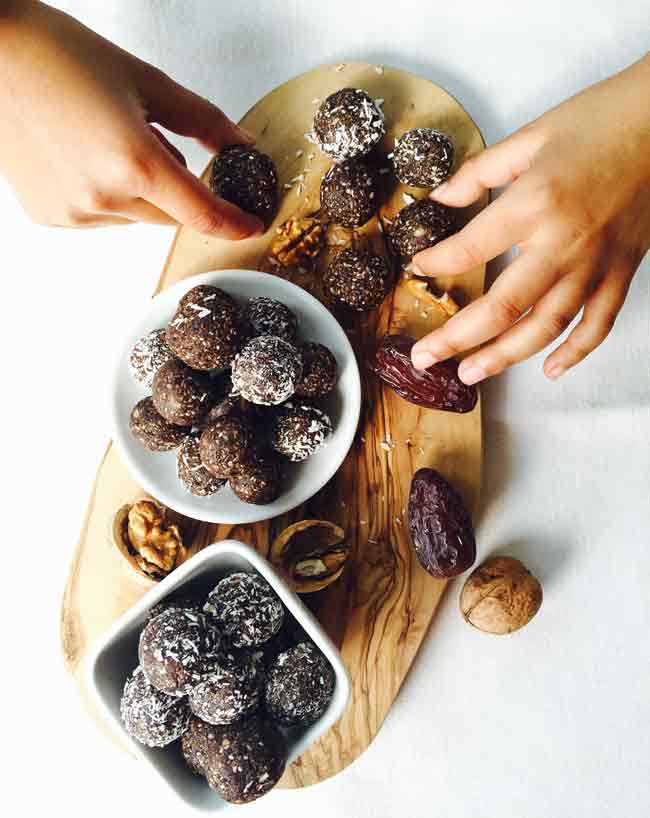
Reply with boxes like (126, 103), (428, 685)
(0, 1), (262, 237)
(411, 55), (650, 383)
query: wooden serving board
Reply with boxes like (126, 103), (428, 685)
(61, 61), (486, 788)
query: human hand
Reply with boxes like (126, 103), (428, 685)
(0, 1), (262, 237)
(411, 55), (650, 383)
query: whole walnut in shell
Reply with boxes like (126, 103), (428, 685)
(459, 556), (543, 635)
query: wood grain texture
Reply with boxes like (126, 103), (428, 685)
(60, 61), (486, 788)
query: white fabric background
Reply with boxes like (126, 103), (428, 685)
(2, 2), (648, 816)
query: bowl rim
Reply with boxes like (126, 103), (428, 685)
(86, 539), (352, 810)
(111, 269), (361, 525)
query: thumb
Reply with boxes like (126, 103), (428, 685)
(135, 63), (254, 151)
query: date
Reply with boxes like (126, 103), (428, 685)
(408, 468), (476, 579)
(370, 334), (477, 413)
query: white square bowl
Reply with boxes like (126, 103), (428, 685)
(87, 540), (351, 811)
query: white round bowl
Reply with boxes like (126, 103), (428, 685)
(112, 269), (361, 524)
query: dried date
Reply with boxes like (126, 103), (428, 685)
(371, 334), (477, 413)
(408, 468), (476, 578)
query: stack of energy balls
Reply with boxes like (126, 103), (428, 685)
(129, 286), (338, 506)
(120, 572), (336, 804)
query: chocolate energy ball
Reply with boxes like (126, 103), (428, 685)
(313, 88), (385, 161)
(166, 284), (250, 371)
(295, 342), (338, 398)
(145, 594), (202, 626)
(130, 397), (190, 451)
(270, 400), (332, 462)
(188, 653), (264, 725)
(210, 145), (278, 223)
(181, 715), (287, 804)
(152, 359), (215, 426)
(204, 572), (284, 648)
(264, 641), (335, 726)
(121, 666), (190, 748)
(139, 607), (221, 697)
(320, 159), (379, 227)
(129, 328), (175, 388)
(244, 297), (298, 343)
(177, 433), (227, 497)
(389, 198), (456, 261)
(199, 415), (254, 479)
(324, 247), (391, 311)
(229, 449), (282, 505)
(231, 335), (303, 406)
(392, 128), (454, 188)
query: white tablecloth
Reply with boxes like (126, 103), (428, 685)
(4, 2), (648, 816)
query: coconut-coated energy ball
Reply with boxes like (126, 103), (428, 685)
(313, 88), (385, 161)
(129, 328), (175, 388)
(320, 159), (379, 227)
(392, 128), (454, 188)
(389, 198), (456, 261)
(120, 666), (190, 747)
(264, 641), (335, 726)
(177, 433), (227, 497)
(188, 652), (264, 725)
(324, 247), (391, 311)
(204, 572), (284, 648)
(244, 297), (298, 343)
(270, 400), (332, 462)
(231, 335), (303, 406)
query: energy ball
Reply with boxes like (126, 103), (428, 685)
(129, 328), (175, 388)
(204, 572), (284, 648)
(324, 247), (391, 311)
(188, 653), (264, 725)
(152, 359), (215, 426)
(120, 666), (190, 748)
(177, 433), (226, 497)
(199, 416), (254, 479)
(320, 159), (379, 227)
(264, 641), (335, 726)
(313, 88), (385, 161)
(145, 594), (202, 626)
(270, 400), (332, 462)
(129, 397), (189, 451)
(229, 449), (282, 505)
(295, 342), (338, 398)
(181, 715), (287, 804)
(166, 284), (251, 371)
(389, 198), (456, 261)
(231, 335), (303, 406)
(244, 297), (298, 343)
(210, 145), (278, 223)
(392, 128), (454, 188)
(139, 607), (221, 697)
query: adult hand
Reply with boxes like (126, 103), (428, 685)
(0, 1), (262, 237)
(411, 55), (650, 382)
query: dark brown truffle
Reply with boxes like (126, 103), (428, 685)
(320, 159), (378, 227)
(199, 415), (254, 479)
(181, 715), (287, 804)
(244, 297), (298, 343)
(204, 572), (284, 648)
(210, 145), (278, 223)
(166, 284), (251, 371)
(188, 652), (264, 725)
(324, 247), (391, 311)
(313, 88), (385, 161)
(129, 396), (190, 451)
(231, 335), (303, 406)
(229, 449), (282, 505)
(264, 641), (335, 726)
(295, 342), (338, 398)
(270, 400), (332, 462)
(139, 607), (221, 696)
(177, 433), (227, 496)
(120, 666), (190, 747)
(152, 359), (215, 426)
(392, 128), (454, 188)
(389, 198), (456, 261)
(129, 328), (175, 388)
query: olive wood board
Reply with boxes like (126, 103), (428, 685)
(61, 61), (486, 789)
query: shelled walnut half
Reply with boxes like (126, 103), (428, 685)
(271, 519), (348, 593)
(269, 216), (326, 267)
(112, 500), (188, 583)
(405, 278), (460, 317)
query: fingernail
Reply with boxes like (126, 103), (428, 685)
(411, 348), (438, 370)
(430, 182), (448, 200)
(459, 363), (487, 385)
(546, 365), (566, 380)
(234, 124), (256, 144)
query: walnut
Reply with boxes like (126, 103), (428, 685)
(271, 519), (348, 593)
(269, 216), (325, 267)
(406, 278), (460, 317)
(459, 556), (543, 635)
(112, 500), (187, 582)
